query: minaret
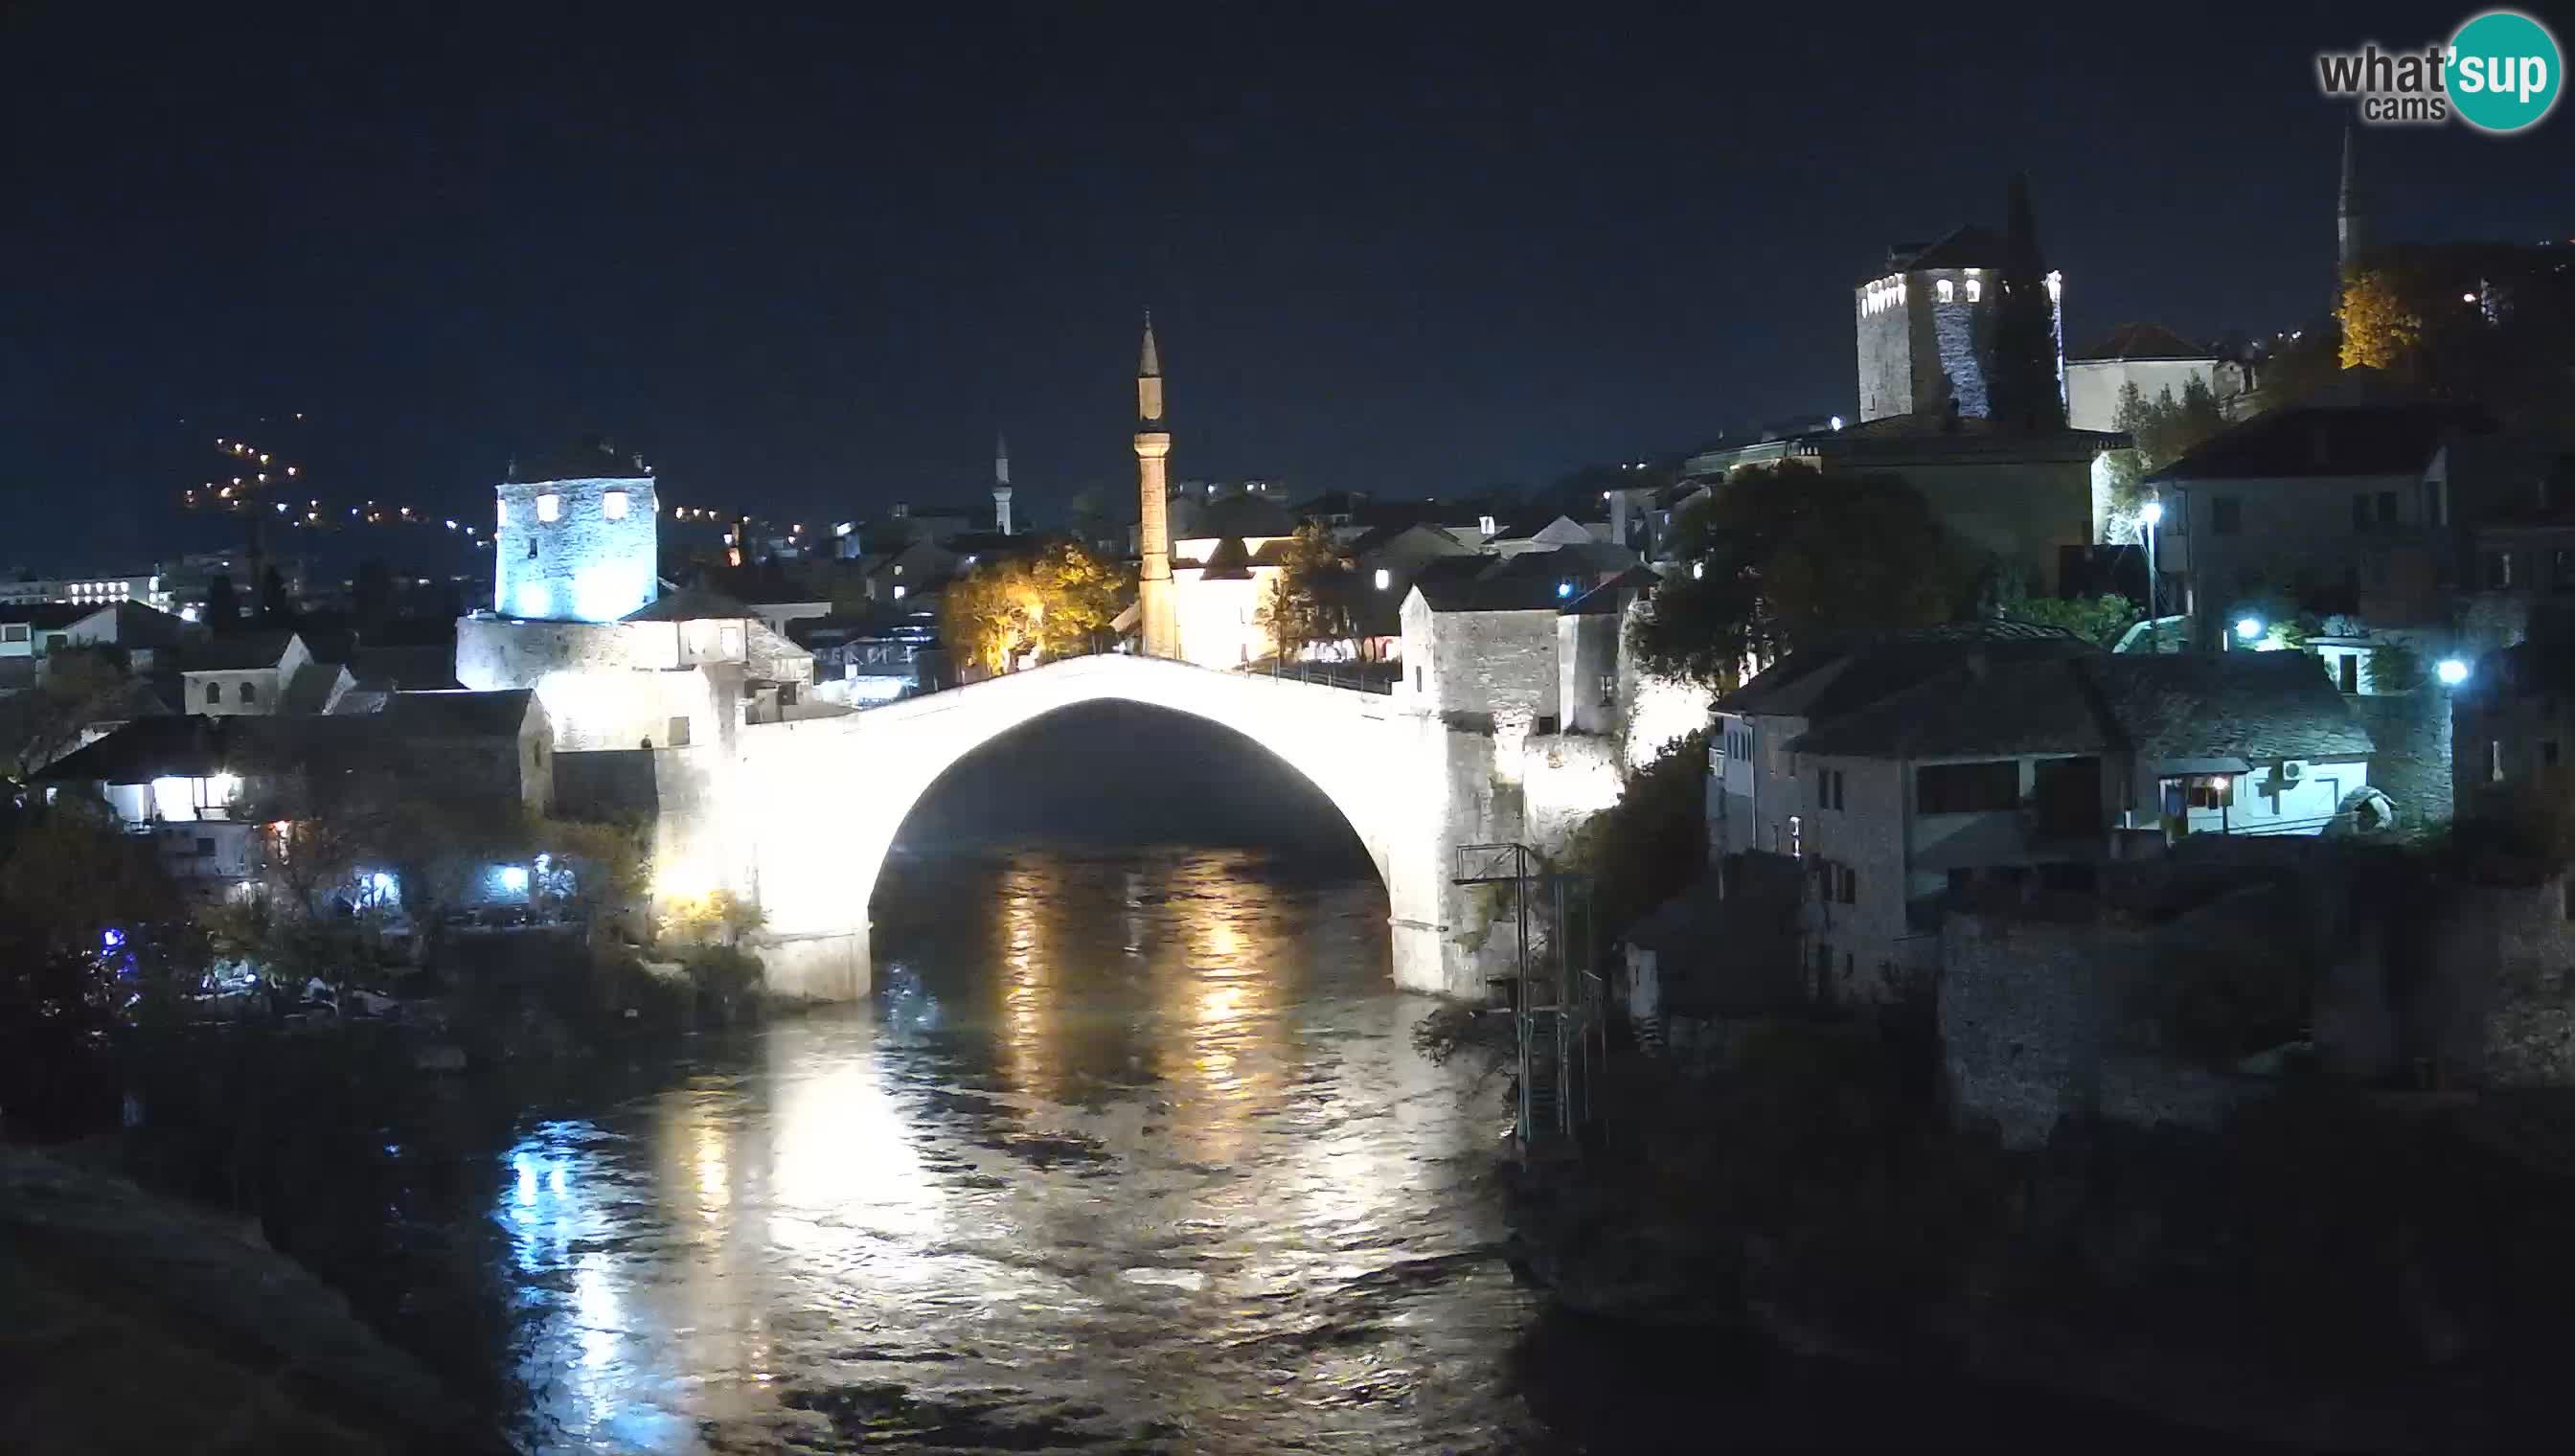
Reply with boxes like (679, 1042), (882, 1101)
(2337, 124), (2367, 284)
(1133, 312), (1180, 659)
(992, 431), (1014, 536)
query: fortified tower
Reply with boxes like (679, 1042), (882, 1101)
(492, 436), (659, 623)
(1133, 314), (1180, 659)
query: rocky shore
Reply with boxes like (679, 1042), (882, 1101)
(1502, 1038), (2574, 1454)
(0, 1146), (510, 1456)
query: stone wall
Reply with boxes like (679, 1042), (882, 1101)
(2353, 686), (2452, 828)
(494, 474), (657, 622)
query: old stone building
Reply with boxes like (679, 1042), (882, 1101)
(1854, 224), (2062, 423)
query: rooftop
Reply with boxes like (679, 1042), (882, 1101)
(2147, 399), (2491, 483)
(2070, 322), (2217, 363)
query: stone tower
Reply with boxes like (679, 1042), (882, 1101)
(2337, 123), (2368, 284)
(1133, 313), (1180, 659)
(992, 431), (1014, 535)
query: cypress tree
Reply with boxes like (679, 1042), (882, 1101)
(1986, 172), (2065, 431)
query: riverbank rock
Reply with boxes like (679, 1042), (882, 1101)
(0, 1147), (508, 1455)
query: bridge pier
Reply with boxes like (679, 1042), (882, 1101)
(758, 927), (871, 1003)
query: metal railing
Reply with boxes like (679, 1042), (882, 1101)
(1454, 842), (1603, 1155)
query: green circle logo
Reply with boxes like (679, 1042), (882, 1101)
(2450, 10), (2562, 133)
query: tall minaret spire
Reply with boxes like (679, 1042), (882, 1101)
(1132, 311), (1180, 659)
(992, 431), (1014, 536)
(2337, 123), (2367, 285)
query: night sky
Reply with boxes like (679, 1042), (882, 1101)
(7, 1), (2571, 571)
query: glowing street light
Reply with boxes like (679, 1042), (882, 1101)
(2235, 616), (2264, 643)
(2436, 657), (2471, 687)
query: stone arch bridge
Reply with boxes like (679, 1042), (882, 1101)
(667, 653), (1602, 1002)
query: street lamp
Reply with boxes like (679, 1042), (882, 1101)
(2436, 657), (2471, 686)
(2140, 497), (2163, 652)
(2235, 616), (2265, 644)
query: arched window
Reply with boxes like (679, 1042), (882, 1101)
(239, 682), (257, 705)
(1936, 279), (1955, 304)
(205, 681), (222, 705)
(1966, 278), (1983, 303)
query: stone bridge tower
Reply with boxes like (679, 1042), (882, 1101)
(1133, 314), (1181, 659)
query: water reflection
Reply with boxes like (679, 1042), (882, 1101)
(475, 849), (1530, 1453)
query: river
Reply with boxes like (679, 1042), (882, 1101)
(278, 840), (2246, 1455)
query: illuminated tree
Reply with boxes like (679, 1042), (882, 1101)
(939, 540), (1128, 674)
(2339, 267), (2424, 371)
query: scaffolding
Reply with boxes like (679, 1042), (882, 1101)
(1453, 842), (1605, 1154)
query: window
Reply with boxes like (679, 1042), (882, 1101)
(536, 492), (561, 522)
(239, 682), (257, 704)
(1966, 278), (1983, 303)
(2489, 552), (2516, 589)
(668, 716), (693, 748)
(2353, 494), (2372, 532)
(2554, 549), (2575, 590)
(2339, 653), (2360, 694)
(1815, 767), (1845, 809)
(1836, 863), (1857, 904)
(1598, 672), (1616, 706)
(2546, 740), (2563, 769)
(1, 624), (26, 643)
(1413, 667), (1424, 693)
(604, 489), (629, 520)
(1535, 715), (1560, 736)
(1788, 814), (1802, 858)
(1914, 761), (2018, 814)
(1375, 568), (1391, 590)
(1936, 279), (1955, 304)
(205, 681), (222, 705)
(2491, 739), (2504, 783)
(2376, 490), (2399, 527)
(2211, 496), (2242, 535)
(497, 499), (510, 526)
(2161, 773), (2234, 810)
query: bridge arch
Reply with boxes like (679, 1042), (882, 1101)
(724, 655), (1460, 1001)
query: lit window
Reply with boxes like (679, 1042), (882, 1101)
(1375, 568), (1391, 590)
(497, 499), (510, 526)
(1936, 279), (1955, 304)
(1966, 278), (1983, 303)
(603, 490), (629, 520)
(536, 493), (561, 522)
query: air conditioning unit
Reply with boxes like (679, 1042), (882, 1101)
(2279, 761), (2304, 784)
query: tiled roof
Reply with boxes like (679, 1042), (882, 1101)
(1885, 224), (2011, 274)
(0, 603), (90, 631)
(1189, 493), (1298, 540)
(347, 643), (463, 692)
(1720, 622), (2092, 720)
(379, 689), (537, 739)
(623, 587), (754, 622)
(277, 661), (347, 716)
(178, 629), (298, 672)
(1561, 565), (1664, 616)
(1788, 649), (2373, 763)
(509, 436), (651, 483)
(2070, 323), (2214, 362)
(2146, 401), (2491, 483)
(1411, 552), (1584, 613)
(2091, 652), (2372, 762)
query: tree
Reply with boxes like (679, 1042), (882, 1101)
(202, 572), (239, 632)
(0, 648), (132, 785)
(258, 564), (291, 624)
(352, 558), (394, 636)
(2099, 376), (2230, 543)
(939, 540), (1128, 674)
(1255, 522), (1356, 662)
(1996, 582), (2138, 647)
(1629, 465), (1971, 688)
(1985, 172), (2065, 431)
(2340, 267), (2424, 372)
